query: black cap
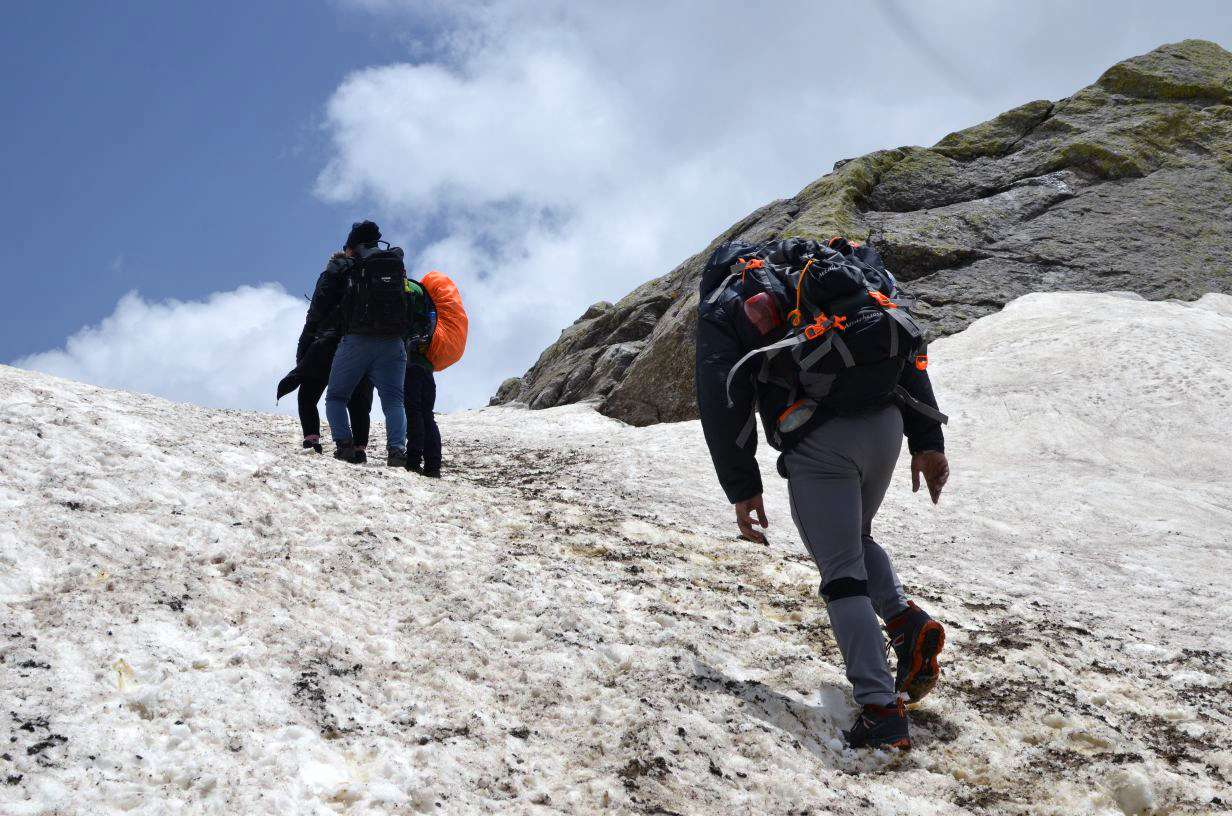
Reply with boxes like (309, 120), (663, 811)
(344, 220), (381, 250)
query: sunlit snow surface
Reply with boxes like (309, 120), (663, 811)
(1, 292), (1230, 815)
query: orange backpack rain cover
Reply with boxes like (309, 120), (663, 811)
(421, 270), (468, 371)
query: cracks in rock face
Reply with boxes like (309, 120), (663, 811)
(1000, 103), (1057, 158)
(870, 169), (1084, 283)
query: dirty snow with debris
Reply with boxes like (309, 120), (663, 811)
(1, 291), (1230, 816)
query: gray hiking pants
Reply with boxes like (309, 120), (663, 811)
(785, 404), (910, 706)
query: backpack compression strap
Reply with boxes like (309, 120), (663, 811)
(725, 333), (808, 407)
(893, 385), (949, 424)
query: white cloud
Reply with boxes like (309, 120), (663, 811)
(16, 286), (306, 414)
(17, 1), (1232, 416)
(319, 0), (1227, 409)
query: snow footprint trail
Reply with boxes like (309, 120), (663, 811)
(3, 290), (1232, 815)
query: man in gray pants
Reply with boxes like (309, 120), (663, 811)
(696, 241), (950, 750)
(779, 405), (948, 747)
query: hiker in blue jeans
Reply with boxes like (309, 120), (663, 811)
(326, 335), (407, 465)
(308, 220), (411, 466)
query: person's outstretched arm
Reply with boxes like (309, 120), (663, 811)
(899, 361), (949, 503)
(697, 298), (766, 542)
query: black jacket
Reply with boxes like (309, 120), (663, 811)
(296, 255), (354, 363)
(695, 261), (945, 505)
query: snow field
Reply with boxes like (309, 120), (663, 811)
(1, 291), (1230, 815)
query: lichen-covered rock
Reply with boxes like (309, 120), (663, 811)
(490, 376), (524, 406)
(493, 40), (1232, 425)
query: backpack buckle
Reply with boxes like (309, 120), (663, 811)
(802, 313), (845, 340)
(869, 290), (897, 309)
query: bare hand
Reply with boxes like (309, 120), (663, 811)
(911, 451), (949, 504)
(734, 495), (769, 544)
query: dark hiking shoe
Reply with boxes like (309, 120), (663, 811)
(387, 448), (409, 468)
(303, 439), (323, 454)
(422, 468), (441, 479)
(334, 442), (367, 464)
(887, 601), (945, 703)
(844, 701), (910, 750)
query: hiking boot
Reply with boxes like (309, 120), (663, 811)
(422, 467), (441, 479)
(387, 448), (409, 468)
(303, 438), (323, 454)
(887, 601), (945, 703)
(844, 701), (910, 750)
(333, 442), (367, 464)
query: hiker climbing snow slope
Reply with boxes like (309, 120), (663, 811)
(697, 237), (950, 749)
(403, 269), (469, 477)
(307, 220), (412, 467)
(277, 255), (375, 455)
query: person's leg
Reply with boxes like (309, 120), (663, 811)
(325, 336), (369, 443)
(367, 339), (408, 451)
(857, 406), (909, 622)
(404, 365), (427, 470)
(423, 370), (442, 473)
(348, 377), (374, 449)
(853, 407), (945, 703)
(297, 379), (326, 442)
(863, 538), (909, 622)
(786, 418), (895, 708)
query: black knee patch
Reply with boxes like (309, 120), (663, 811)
(820, 577), (868, 601)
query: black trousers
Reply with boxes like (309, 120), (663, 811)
(405, 364), (441, 471)
(299, 377), (373, 447)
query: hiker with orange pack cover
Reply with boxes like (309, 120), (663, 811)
(402, 269), (468, 477)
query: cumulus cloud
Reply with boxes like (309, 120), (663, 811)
(16, 286), (306, 414)
(317, 0), (1198, 409)
(17, 1), (1230, 414)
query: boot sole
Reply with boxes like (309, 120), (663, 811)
(900, 620), (945, 703)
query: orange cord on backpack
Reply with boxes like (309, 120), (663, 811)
(737, 257), (764, 285)
(787, 258), (814, 327)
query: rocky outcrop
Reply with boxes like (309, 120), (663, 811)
(493, 40), (1232, 424)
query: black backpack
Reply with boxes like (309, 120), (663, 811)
(344, 248), (411, 337)
(702, 237), (945, 448)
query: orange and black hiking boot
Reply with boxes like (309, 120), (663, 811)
(843, 700), (910, 750)
(887, 601), (945, 703)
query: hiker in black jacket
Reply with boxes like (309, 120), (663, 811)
(696, 238), (950, 751)
(306, 221), (412, 466)
(401, 281), (442, 477)
(276, 260), (374, 453)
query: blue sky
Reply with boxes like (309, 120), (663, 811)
(5, 1), (1230, 412)
(0, 1), (419, 361)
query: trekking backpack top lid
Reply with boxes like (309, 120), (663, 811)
(420, 270), (468, 371)
(345, 247), (411, 337)
(703, 237), (946, 449)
